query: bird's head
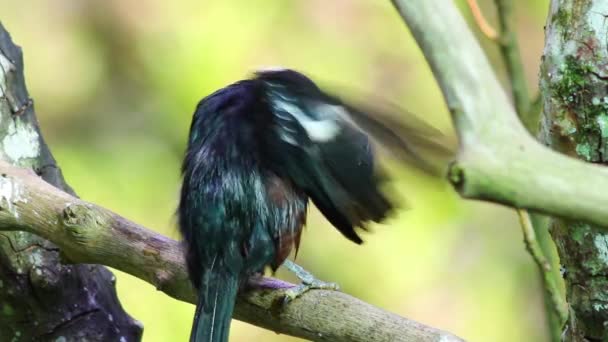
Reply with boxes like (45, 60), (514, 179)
(253, 67), (326, 98)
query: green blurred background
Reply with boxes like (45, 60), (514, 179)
(2, 0), (551, 341)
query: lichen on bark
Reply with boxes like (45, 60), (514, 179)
(0, 22), (142, 341)
(540, 0), (608, 339)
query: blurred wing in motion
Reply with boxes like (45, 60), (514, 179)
(324, 83), (455, 174)
(256, 69), (449, 243)
(341, 103), (449, 175)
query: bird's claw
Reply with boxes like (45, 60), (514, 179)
(281, 260), (340, 306)
(282, 281), (340, 305)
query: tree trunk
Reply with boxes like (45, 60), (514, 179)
(0, 23), (142, 342)
(540, 1), (608, 340)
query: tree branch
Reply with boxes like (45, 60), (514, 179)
(389, 0), (608, 230)
(538, 1), (608, 339)
(0, 160), (463, 342)
(494, 0), (531, 122)
(516, 210), (568, 324)
(0, 21), (141, 341)
(490, 2), (566, 338)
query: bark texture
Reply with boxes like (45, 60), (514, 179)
(0, 22), (142, 341)
(539, 1), (608, 340)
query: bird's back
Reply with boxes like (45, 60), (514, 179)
(179, 80), (308, 286)
(178, 69), (443, 342)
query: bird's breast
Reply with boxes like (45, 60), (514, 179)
(261, 174), (308, 268)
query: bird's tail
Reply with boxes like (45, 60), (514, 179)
(190, 272), (239, 342)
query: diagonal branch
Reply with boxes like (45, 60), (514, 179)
(390, 0), (608, 230)
(0, 160), (463, 342)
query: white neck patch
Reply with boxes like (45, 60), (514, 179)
(273, 99), (343, 143)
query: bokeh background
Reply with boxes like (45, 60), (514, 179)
(1, 0), (551, 341)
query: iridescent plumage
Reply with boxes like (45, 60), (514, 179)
(178, 69), (440, 342)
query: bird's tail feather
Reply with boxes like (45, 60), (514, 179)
(190, 272), (239, 342)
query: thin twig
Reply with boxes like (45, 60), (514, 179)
(517, 210), (568, 332)
(517, 209), (550, 271)
(527, 93), (542, 122)
(465, 0), (499, 40)
(494, 0), (532, 125)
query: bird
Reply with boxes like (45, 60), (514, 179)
(177, 68), (445, 342)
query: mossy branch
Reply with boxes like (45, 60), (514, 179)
(0, 161), (463, 342)
(390, 0), (608, 229)
(539, 1), (608, 339)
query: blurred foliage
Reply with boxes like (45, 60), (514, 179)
(2, 0), (551, 341)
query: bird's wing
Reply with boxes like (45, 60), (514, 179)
(261, 88), (394, 244)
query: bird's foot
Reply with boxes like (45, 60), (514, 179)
(281, 260), (340, 305)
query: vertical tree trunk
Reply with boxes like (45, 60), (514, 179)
(0, 23), (142, 341)
(540, 1), (608, 340)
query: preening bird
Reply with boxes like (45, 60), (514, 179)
(178, 68), (446, 342)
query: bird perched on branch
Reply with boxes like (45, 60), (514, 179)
(178, 68), (446, 342)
